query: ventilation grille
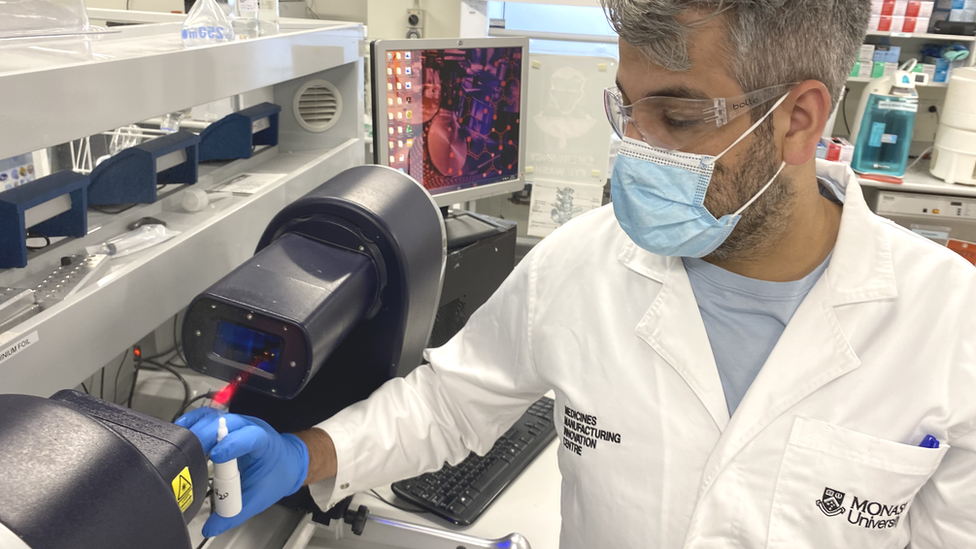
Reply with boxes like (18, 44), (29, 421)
(429, 298), (467, 348)
(293, 79), (342, 133)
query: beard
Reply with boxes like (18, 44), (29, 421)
(703, 120), (796, 261)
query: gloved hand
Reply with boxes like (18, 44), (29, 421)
(175, 407), (309, 537)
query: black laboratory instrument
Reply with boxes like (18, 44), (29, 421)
(0, 165), (446, 548)
(0, 390), (207, 549)
(391, 396), (556, 525)
(182, 164), (445, 432)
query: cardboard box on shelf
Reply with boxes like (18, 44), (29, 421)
(859, 44), (877, 63)
(820, 137), (856, 165)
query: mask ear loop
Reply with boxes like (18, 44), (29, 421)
(713, 92), (792, 162)
(730, 161), (787, 220)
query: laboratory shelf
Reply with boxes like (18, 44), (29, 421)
(0, 139), (364, 397)
(0, 17), (364, 160)
(856, 160), (976, 198)
(846, 76), (949, 86)
(865, 31), (976, 41)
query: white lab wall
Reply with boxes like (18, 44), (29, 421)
(366, 0), (461, 39)
(306, 0), (367, 22)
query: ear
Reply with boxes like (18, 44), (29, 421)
(778, 80), (832, 166)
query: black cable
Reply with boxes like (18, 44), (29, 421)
(89, 204), (137, 215)
(100, 368), (105, 399)
(127, 358), (141, 407)
(173, 313), (188, 368)
(140, 359), (192, 421)
(112, 349), (131, 403)
(80, 382), (90, 394)
(368, 489), (429, 514)
(842, 86), (852, 136)
(173, 391), (216, 422)
(25, 232), (51, 251)
(195, 537), (209, 549)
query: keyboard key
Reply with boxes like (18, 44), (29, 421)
(448, 503), (466, 515)
(472, 460), (507, 492)
(458, 494), (472, 506)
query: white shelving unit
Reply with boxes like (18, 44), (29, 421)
(0, 13), (367, 397)
(865, 31), (976, 40)
(840, 29), (975, 161)
(847, 75), (949, 86)
(858, 160), (976, 199)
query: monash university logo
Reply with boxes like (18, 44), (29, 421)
(815, 486), (908, 529)
(816, 487), (846, 517)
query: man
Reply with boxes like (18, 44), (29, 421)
(179, 1), (976, 546)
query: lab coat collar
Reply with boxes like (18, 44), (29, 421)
(617, 159), (898, 306)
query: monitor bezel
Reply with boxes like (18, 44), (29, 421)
(371, 37), (530, 208)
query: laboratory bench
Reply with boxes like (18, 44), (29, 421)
(193, 439), (562, 549)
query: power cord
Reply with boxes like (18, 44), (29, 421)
(173, 313), (189, 368)
(367, 489), (430, 514)
(173, 391), (216, 422)
(138, 359), (192, 420)
(89, 204), (137, 215)
(111, 349), (131, 403)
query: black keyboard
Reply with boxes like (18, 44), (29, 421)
(391, 396), (556, 525)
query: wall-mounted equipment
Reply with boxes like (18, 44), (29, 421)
(0, 171), (90, 269)
(87, 131), (200, 205)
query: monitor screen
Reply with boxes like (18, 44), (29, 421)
(376, 41), (525, 204)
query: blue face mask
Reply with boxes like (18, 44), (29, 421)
(611, 94), (789, 258)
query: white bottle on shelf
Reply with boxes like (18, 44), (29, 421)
(233, 0), (260, 39)
(257, 0), (279, 36)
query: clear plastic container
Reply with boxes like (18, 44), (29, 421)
(258, 0), (279, 36)
(233, 0), (260, 40)
(182, 0), (234, 47)
(160, 109), (192, 133)
(851, 94), (917, 177)
(0, 0), (89, 39)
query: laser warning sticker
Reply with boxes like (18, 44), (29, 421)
(172, 467), (193, 512)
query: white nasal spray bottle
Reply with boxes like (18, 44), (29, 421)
(214, 417), (243, 518)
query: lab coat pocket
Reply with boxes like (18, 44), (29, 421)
(766, 417), (947, 549)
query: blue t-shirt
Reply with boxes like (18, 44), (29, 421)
(682, 254), (831, 416)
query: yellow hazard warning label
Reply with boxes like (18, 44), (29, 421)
(172, 467), (193, 512)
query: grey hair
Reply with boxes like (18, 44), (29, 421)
(602, 0), (871, 112)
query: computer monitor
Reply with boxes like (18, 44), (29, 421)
(370, 38), (529, 208)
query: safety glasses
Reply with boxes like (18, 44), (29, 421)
(604, 83), (797, 151)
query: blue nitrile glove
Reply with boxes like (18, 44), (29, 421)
(175, 407), (310, 537)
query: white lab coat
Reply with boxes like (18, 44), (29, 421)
(312, 160), (976, 548)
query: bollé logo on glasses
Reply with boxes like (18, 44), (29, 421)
(731, 97), (763, 110)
